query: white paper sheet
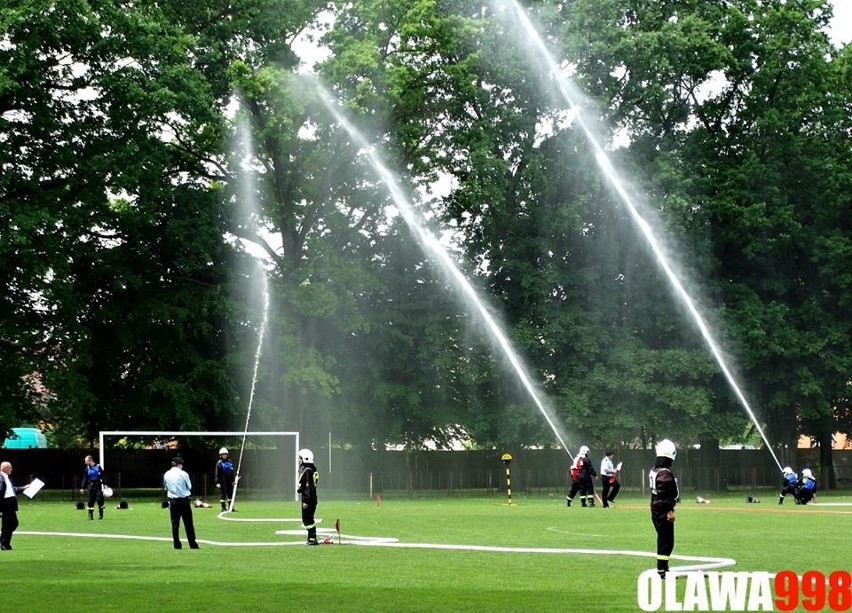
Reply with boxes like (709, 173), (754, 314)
(23, 477), (45, 499)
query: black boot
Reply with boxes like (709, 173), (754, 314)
(99, 506), (104, 519)
(580, 497), (587, 507)
(566, 497), (572, 507)
(306, 529), (319, 546)
(88, 509), (94, 520)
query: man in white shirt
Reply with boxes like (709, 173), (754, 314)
(163, 457), (199, 550)
(599, 451), (621, 508)
(0, 461), (26, 550)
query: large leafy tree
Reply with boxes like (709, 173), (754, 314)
(0, 0), (328, 443)
(318, 0), (746, 449)
(560, 0), (852, 471)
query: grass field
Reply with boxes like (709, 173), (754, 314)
(5, 489), (849, 612)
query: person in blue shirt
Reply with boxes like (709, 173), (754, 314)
(79, 455), (107, 520)
(215, 447), (236, 512)
(163, 457), (199, 549)
(778, 466), (798, 505)
(794, 468), (817, 505)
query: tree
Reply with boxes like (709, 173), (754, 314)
(560, 0), (852, 476)
(0, 0), (329, 442)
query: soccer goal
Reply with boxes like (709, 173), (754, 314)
(98, 430), (301, 502)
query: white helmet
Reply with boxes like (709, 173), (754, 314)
(802, 468), (813, 478)
(578, 446), (590, 457)
(219, 447), (229, 455)
(655, 439), (677, 460)
(298, 448), (314, 464)
(782, 466), (794, 476)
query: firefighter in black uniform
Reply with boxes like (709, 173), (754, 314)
(649, 439), (679, 579)
(566, 445), (597, 507)
(79, 455), (106, 520)
(297, 448), (319, 545)
(215, 447), (236, 512)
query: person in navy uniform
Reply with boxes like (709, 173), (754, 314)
(649, 439), (679, 580)
(794, 468), (817, 505)
(80, 455), (107, 520)
(0, 461), (27, 550)
(297, 449), (319, 545)
(566, 446), (596, 507)
(215, 447), (236, 512)
(778, 466), (798, 505)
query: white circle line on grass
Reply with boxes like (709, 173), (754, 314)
(18, 528), (737, 572)
(18, 531), (312, 547)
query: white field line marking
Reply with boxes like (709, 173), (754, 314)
(19, 524), (738, 572)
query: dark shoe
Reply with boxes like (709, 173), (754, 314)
(566, 498), (572, 507)
(189, 543), (200, 549)
(174, 543), (183, 549)
(306, 539), (319, 546)
(0, 545), (11, 550)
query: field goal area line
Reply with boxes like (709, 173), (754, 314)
(98, 430), (301, 501)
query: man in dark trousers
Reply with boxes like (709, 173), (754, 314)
(80, 455), (106, 520)
(297, 448), (319, 546)
(566, 445), (596, 507)
(649, 439), (679, 579)
(215, 447), (236, 512)
(163, 456), (199, 550)
(600, 450), (621, 508)
(778, 466), (798, 505)
(0, 461), (27, 550)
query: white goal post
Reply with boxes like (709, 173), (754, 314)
(98, 430), (301, 501)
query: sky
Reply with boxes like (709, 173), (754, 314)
(828, 0), (851, 44)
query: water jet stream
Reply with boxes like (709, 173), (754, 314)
(496, 0), (782, 470)
(231, 111), (273, 510)
(313, 80), (573, 456)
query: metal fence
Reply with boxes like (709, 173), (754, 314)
(1, 446), (841, 498)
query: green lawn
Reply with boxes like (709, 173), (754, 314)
(5, 490), (849, 612)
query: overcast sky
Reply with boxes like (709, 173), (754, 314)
(828, 0), (851, 44)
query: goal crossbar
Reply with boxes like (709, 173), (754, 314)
(98, 430), (300, 501)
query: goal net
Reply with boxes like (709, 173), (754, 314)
(98, 430), (301, 503)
